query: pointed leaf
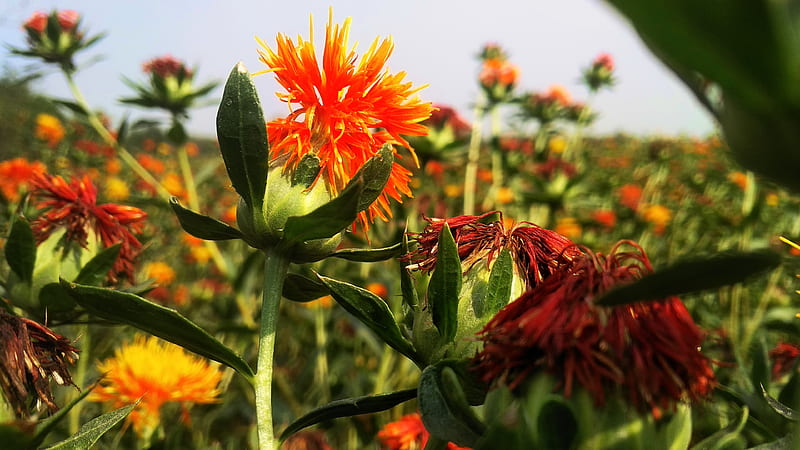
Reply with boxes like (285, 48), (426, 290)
(283, 273), (330, 303)
(318, 275), (421, 365)
(167, 121), (187, 146)
(330, 243), (402, 262)
(428, 224), (461, 341)
(61, 281), (255, 378)
(52, 99), (88, 117)
(481, 249), (513, 318)
(762, 384), (798, 421)
(291, 154), (321, 188)
(596, 250), (780, 306)
(353, 143), (394, 212)
(282, 179), (362, 245)
(32, 383), (98, 448)
(170, 197), (244, 241)
(6, 217), (36, 283)
(74, 244), (120, 285)
(279, 389), (417, 440)
(419, 361), (486, 447)
(216, 63), (268, 210)
(689, 406), (749, 450)
(44, 404), (134, 450)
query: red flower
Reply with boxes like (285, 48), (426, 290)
(591, 209), (617, 229)
(377, 413), (471, 450)
(142, 54), (192, 78)
(0, 157), (47, 202)
(425, 104), (471, 140)
(23, 12), (48, 33)
(618, 184), (643, 211)
(56, 10), (80, 31)
(30, 173), (147, 283)
(405, 212), (582, 289)
(769, 342), (800, 380)
(593, 53), (614, 72)
(472, 241), (716, 417)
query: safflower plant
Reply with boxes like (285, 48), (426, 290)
(3, 4), (800, 450)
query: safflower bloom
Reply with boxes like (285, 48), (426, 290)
(34, 113), (65, 147)
(89, 335), (222, 436)
(377, 413), (471, 450)
(256, 11), (433, 232)
(30, 173), (147, 282)
(479, 58), (520, 90)
(405, 212), (582, 289)
(143, 261), (176, 285)
(0, 157), (46, 202)
(641, 204), (672, 235)
(104, 176), (130, 201)
(472, 241), (716, 417)
(618, 183), (643, 211)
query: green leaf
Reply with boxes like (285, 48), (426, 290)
(400, 229), (419, 308)
(6, 217), (36, 283)
(32, 383), (98, 448)
(39, 283), (78, 312)
(170, 197), (244, 241)
(330, 242), (402, 262)
(596, 250), (780, 306)
(291, 154), (321, 188)
(282, 273), (330, 303)
(167, 121), (187, 146)
(480, 249), (513, 318)
(353, 143), (394, 212)
(762, 385), (798, 422)
(428, 224), (461, 341)
(44, 404), (134, 450)
(279, 389), (417, 440)
(750, 336), (771, 393)
(419, 361), (485, 447)
(216, 63), (268, 210)
(116, 116), (129, 145)
(74, 244), (120, 285)
(282, 178), (362, 245)
(61, 281), (255, 378)
(318, 275), (421, 365)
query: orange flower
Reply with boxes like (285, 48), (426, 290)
(35, 113), (65, 148)
(136, 153), (165, 175)
(0, 157), (46, 202)
(256, 11), (433, 232)
(378, 413), (471, 450)
(728, 171), (748, 191)
(591, 209), (617, 229)
(544, 85), (572, 106)
(366, 282), (389, 299)
(478, 58), (519, 88)
(617, 184), (642, 211)
(161, 172), (185, 198)
(554, 217), (582, 239)
(143, 261), (176, 285)
(89, 335), (222, 437)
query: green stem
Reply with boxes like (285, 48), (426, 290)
(63, 71), (173, 201)
(313, 304), (330, 404)
(254, 250), (289, 450)
(68, 323), (90, 434)
(464, 102), (485, 215)
(483, 106), (503, 210)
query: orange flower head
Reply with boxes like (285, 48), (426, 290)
(35, 113), (65, 148)
(641, 204), (672, 235)
(378, 413), (471, 450)
(256, 11), (433, 232)
(89, 335), (222, 437)
(143, 261), (176, 285)
(0, 157), (46, 202)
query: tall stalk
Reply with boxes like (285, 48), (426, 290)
(464, 102), (485, 215)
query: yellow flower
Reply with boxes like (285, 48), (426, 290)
(642, 204), (672, 235)
(444, 184), (463, 198)
(89, 335), (222, 436)
(105, 177), (130, 201)
(766, 192), (779, 206)
(548, 135), (567, 154)
(35, 113), (65, 147)
(144, 261), (176, 285)
(162, 172), (185, 198)
(496, 186), (514, 204)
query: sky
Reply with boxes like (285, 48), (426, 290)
(0, 0), (717, 138)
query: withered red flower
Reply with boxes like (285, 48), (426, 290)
(0, 309), (78, 418)
(405, 211), (582, 289)
(30, 173), (147, 283)
(472, 241), (716, 416)
(142, 54), (192, 78)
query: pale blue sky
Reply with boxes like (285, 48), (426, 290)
(0, 0), (716, 137)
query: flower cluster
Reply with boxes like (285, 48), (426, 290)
(472, 241), (716, 417)
(378, 413), (471, 450)
(0, 157), (47, 202)
(30, 173), (147, 282)
(518, 85), (592, 125)
(13, 9), (102, 72)
(257, 12), (433, 233)
(582, 53), (616, 92)
(478, 43), (519, 104)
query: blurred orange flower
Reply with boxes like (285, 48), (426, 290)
(34, 113), (65, 147)
(617, 184), (642, 211)
(728, 171), (748, 191)
(136, 154), (165, 175)
(257, 11), (433, 233)
(0, 157), (46, 202)
(378, 413), (471, 450)
(544, 84), (572, 106)
(366, 282), (389, 299)
(144, 261), (176, 285)
(161, 172), (185, 198)
(554, 217), (582, 239)
(104, 177), (130, 201)
(496, 186), (514, 204)
(591, 209), (617, 229)
(479, 58), (519, 88)
(90, 335), (222, 437)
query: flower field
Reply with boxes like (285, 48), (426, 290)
(2, 5), (800, 450)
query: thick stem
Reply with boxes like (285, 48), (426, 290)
(463, 103), (485, 215)
(254, 250), (289, 450)
(68, 323), (89, 434)
(63, 72), (173, 201)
